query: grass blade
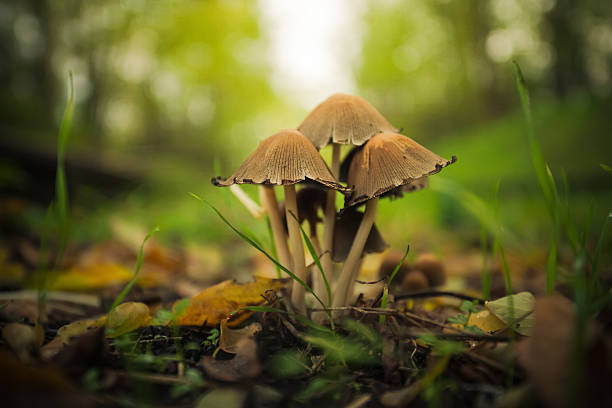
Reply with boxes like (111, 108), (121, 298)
(514, 62), (559, 294)
(380, 245), (410, 324)
(109, 227), (159, 312)
(480, 224), (491, 299)
(55, 72), (75, 262)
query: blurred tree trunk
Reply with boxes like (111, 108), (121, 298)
(546, 0), (587, 98)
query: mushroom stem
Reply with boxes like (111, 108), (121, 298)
(259, 185), (293, 273)
(321, 143), (341, 281)
(285, 184), (307, 315)
(331, 198), (379, 318)
(229, 184), (264, 218)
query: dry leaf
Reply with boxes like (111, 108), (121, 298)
(219, 319), (262, 354)
(106, 301), (152, 337)
(486, 292), (535, 336)
(178, 279), (286, 327)
(50, 263), (133, 291)
(58, 315), (107, 345)
(2, 323), (44, 363)
(467, 309), (507, 333)
(200, 337), (261, 381)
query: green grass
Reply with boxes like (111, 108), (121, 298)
(37, 72), (75, 322)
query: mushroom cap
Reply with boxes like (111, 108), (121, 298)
(298, 93), (398, 150)
(340, 146), (429, 199)
(414, 253), (446, 287)
(212, 129), (349, 192)
(344, 133), (456, 208)
(332, 207), (388, 262)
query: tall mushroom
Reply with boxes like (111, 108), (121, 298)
(331, 132), (456, 316)
(212, 129), (348, 314)
(298, 93), (397, 305)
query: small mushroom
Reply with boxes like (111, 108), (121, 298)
(331, 133), (455, 314)
(401, 270), (429, 292)
(414, 253), (446, 287)
(298, 93), (397, 306)
(212, 129), (348, 314)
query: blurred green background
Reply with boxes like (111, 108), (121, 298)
(1, 0), (611, 260)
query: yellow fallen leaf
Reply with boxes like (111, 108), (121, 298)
(50, 263), (133, 291)
(106, 302), (152, 337)
(486, 292), (535, 336)
(177, 279), (286, 327)
(2, 322), (44, 363)
(467, 310), (507, 333)
(58, 315), (107, 344)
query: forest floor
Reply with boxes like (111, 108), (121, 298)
(1, 227), (611, 408)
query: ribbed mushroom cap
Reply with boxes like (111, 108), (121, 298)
(340, 146), (429, 199)
(212, 129), (349, 192)
(345, 133), (456, 208)
(332, 207), (387, 262)
(298, 93), (398, 150)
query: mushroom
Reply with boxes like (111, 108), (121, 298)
(331, 132), (456, 315)
(298, 93), (397, 304)
(212, 129), (348, 314)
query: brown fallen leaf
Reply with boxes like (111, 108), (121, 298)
(516, 294), (612, 407)
(200, 337), (261, 381)
(2, 322), (44, 364)
(219, 319), (262, 354)
(178, 278), (286, 327)
(106, 301), (152, 337)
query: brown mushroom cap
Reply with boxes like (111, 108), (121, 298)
(298, 93), (398, 150)
(340, 145), (429, 200)
(401, 270), (429, 292)
(332, 207), (387, 262)
(344, 133), (456, 208)
(212, 129), (349, 193)
(414, 253), (446, 287)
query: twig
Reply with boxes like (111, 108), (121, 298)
(397, 332), (509, 342)
(394, 291), (485, 304)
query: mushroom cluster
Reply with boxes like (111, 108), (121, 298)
(212, 93), (455, 322)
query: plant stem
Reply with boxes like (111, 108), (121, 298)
(331, 198), (378, 318)
(285, 184), (307, 314)
(260, 186), (293, 272)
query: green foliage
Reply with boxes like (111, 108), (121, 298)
(267, 350), (310, 378)
(201, 328), (220, 349)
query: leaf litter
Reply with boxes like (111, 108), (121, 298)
(1, 233), (611, 407)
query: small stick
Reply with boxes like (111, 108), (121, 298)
(229, 184), (264, 218)
(395, 291), (485, 304)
